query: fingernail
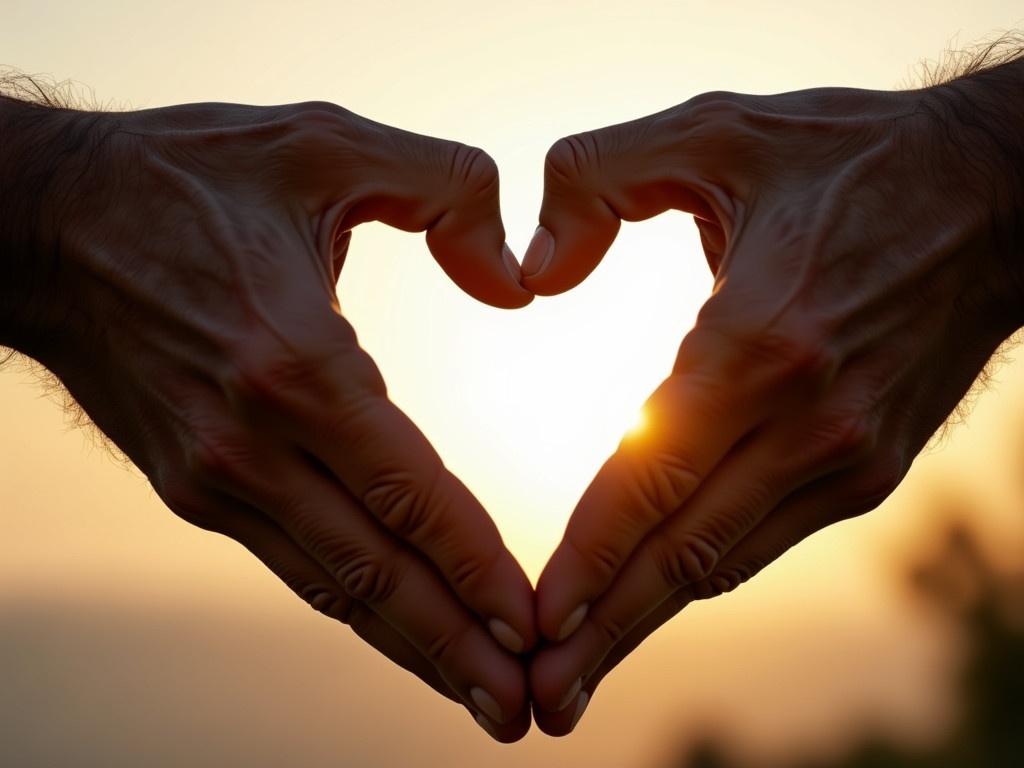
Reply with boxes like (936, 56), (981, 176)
(569, 691), (590, 731)
(557, 677), (583, 712)
(488, 618), (525, 654)
(522, 226), (554, 278)
(470, 686), (505, 724)
(501, 243), (521, 282)
(556, 603), (588, 642)
(474, 712), (498, 738)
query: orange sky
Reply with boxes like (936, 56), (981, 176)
(3, 2), (1024, 765)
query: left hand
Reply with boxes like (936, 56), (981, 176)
(0, 98), (537, 741)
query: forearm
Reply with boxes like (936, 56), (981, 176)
(923, 56), (1024, 330)
(0, 95), (106, 358)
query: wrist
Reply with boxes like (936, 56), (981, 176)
(918, 59), (1024, 335)
(0, 98), (116, 360)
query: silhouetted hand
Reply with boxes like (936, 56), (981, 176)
(523, 72), (1024, 733)
(0, 99), (536, 741)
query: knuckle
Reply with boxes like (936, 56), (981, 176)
(623, 450), (702, 524)
(448, 143), (499, 198)
(448, 548), (496, 595)
(335, 553), (401, 605)
(655, 91), (745, 132)
(275, 103), (367, 178)
(681, 90), (745, 117)
(649, 530), (721, 589)
(186, 426), (253, 488)
(302, 584), (355, 624)
(224, 331), (383, 412)
(544, 133), (599, 187)
(755, 327), (838, 390)
(812, 411), (878, 465)
(362, 468), (442, 541)
(700, 561), (759, 600)
(289, 100), (346, 122)
(678, 92), (758, 140)
(225, 345), (317, 411)
(565, 531), (622, 580)
(591, 610), (628, 646)
(653, 92), (748, 140)
(425, 622), (470, 666)
(281, 102), (359, 148)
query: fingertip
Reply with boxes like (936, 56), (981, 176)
(531, 689), (591, 737)
(485, 556), (539, 653)
(425, 226), (534, 310)
(556, 603), (589, 642)
(476, 704), (532, 743)
(528, 644), (584, 714)
(519, 212), (619, 297)
(488, 618), (525, 655)
(521, 226), (555, 280)
(535, 551), (585, 642)
(498, 243), (535, 309)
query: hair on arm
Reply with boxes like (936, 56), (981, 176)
(0, 70), (132, 460)
(907, 30), (1024, 88)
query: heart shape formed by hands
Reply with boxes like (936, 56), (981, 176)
(32, 74), (1017, 745)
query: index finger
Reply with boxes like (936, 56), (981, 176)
(535, 323), (821, 642)
(306, 111), (533, 309)
(229, 334), (538, 655)
(326, 390), (539, 655)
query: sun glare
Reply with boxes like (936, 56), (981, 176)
(625, 406), (648, 437)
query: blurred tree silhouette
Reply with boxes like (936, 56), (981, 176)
(668, 520), (1024, 768)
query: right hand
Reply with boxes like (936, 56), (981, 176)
(20, 101), (536, 741)
(522, 79), (1024, 734)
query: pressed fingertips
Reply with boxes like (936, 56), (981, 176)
(522, 226), (555, 278)
(488, 618), (525, 654)
(501, 243), (522, 283)
(471, 686), (505, 724)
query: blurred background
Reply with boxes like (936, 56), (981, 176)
(2, 1), (1023, 766)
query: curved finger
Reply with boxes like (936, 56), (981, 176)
(522, 102), (743, 296)
(206, 493), (462, 704)
(530, 462), (902, 719)
(182, 433), (531, 737)
(167, 485), (460, 703)
(324, 119), (531, 309)
(535, 327), (782, 643)
(531, 585), (691, 737)
(539, 404), (878, 685)
(536, 317), (843, 644)
(223, 338), (538, 657)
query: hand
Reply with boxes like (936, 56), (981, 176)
(11, 100), (537, 741)
(523, 78), (1024, 733)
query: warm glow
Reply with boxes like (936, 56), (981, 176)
(625, 406), (649, 437)
(4, 2), (1024, 767)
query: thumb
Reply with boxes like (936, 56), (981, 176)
(331, 121), (532, 309)
(522, 106), (736, 296)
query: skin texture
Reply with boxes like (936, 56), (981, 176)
(3, 54), (1022, 745)
(0, 98), (536, 742)
(525, 65), (1024, 734)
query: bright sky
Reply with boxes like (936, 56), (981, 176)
(3, 2), (1024, 767)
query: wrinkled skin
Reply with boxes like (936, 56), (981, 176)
(11, 101), (537, 741)
(525, 79), (1024, 734)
